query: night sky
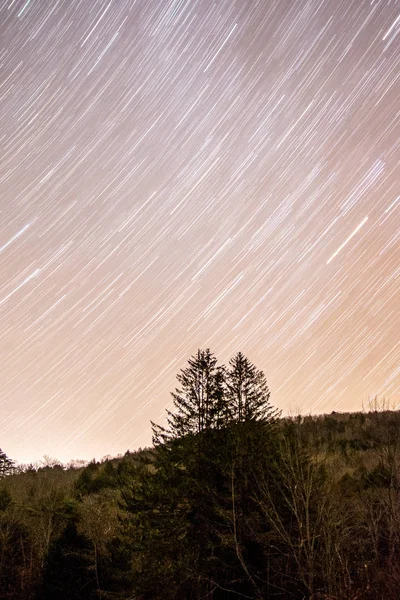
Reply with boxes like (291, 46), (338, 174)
(0, 0), (399, 464)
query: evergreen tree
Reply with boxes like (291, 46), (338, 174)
(127, 351), (282, 598)
(41, 518), (97, 599)
(226, 352), (276, 422)
(0, 449), (14, 477)
(152, 349), (226, 443)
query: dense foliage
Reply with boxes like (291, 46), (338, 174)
(0, 449), (14, 478)
(1, 351), (399, 599)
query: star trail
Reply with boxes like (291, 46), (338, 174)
(0, 0), (399, 464)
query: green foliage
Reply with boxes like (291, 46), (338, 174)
(122, 399), (282, 598)
(74, 460), (118, 497)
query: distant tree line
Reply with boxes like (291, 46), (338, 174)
(1, 351), (400, 598)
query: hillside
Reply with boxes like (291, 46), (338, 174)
(1, 407), (400, 599)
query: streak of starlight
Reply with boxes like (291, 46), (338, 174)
(326, 216), (369, 264)
(0, 0), (398, 464)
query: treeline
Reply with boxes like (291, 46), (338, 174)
(1, 350), (400, 599)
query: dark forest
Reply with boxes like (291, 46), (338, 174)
(1, 350), (399, 599)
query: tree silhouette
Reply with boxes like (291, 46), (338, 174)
(125, 350), (282, 599)
(152, 349), (226, 444)
(0, 448), (14, 477)
(41, 518), (97, 599)
(226, 351), (276, 422)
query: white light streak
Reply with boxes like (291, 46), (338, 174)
(326, 217), (369, 264)
(0, 269), (40, 307)
(383, 14), (400, 40)
(0, 223), (31, 254)
(17, 0), (32, 17)
(204, 24), (237, 71)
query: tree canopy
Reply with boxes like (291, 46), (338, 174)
(1, 355), (399, 599)
(0, 448), (14, 478)
(152, 349), (278, 445)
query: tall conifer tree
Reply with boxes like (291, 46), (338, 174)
(152, 349), (225, 443)
(226, 352), (275, 422)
